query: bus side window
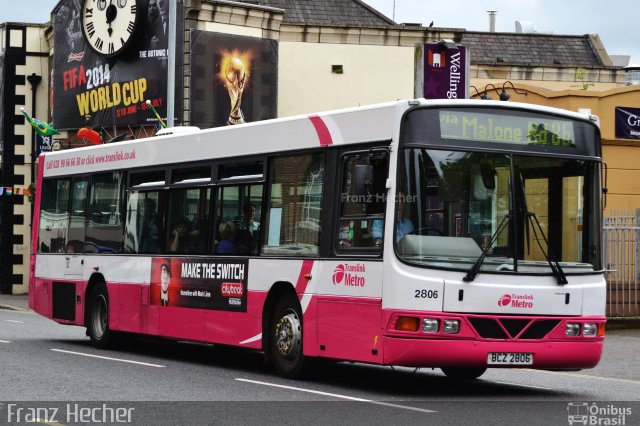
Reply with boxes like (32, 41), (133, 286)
(261, 154), (324, 256)
(38, 178), (70, 253)
(167, 187), (211, 254)
(124, 191), (165, 254)
(213, 184), (263, 255)
(336, 151), (388, 252)
(86, 172), (126, 253)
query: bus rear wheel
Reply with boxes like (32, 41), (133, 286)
(440, 367), (487, 380)
(270, 295), (305, 378)
(87, 283), (114, 349)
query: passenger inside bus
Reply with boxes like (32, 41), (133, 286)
(217, 221), (239, 254)
(237, 202), (260, 254)
(168, 219), (199, 253)
(139, 198), (163, 253)
(395, 191), (415, 243)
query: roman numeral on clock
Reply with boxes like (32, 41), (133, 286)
(127, 21), (135, 34)
(85, 7), (93, 18)
(95, 37), (103, 51)
(109, 42), (114, 54)
(86, 21), (95, 38)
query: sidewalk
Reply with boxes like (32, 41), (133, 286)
(0, 293), (30, 311)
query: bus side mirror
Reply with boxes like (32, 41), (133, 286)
(480, 163), (496, 190)
(354, 165), (373, 197)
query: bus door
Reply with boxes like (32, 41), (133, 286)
(316, 148), (388, 363)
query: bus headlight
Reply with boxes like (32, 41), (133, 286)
(443, 319), (460, 334)
(565, 323), (581, 336)
(422, 318), (439, 333)
(583, 322), (598, 337)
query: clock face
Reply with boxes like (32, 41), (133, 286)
(82, 0), (140, 57)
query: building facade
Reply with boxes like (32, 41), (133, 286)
(0, 23), (48, 294)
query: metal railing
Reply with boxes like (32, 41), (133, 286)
(603, 209), (640, 318)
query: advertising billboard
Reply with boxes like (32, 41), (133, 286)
(615, 107), (640, 139)
(415, 41), (469, 100)
(189, 31), (278, 128)
(150, 257), (248, 312)
(52, 0), (184, 129)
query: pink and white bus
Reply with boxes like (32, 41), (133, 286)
(30, 99), (606, 379)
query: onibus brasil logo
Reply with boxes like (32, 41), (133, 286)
(332, 264), (366, 287)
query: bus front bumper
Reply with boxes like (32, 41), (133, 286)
(382, 336), (603, 369)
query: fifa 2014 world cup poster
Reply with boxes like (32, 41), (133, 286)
(150, 257), (248, 312)
(189, 31), (278, 129)
(52, 0), (184, 129)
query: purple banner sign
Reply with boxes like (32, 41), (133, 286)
(615, 107), (640, 139)
(423, 42), (467, 100)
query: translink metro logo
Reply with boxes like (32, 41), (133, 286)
(498, 293), (534, 309)
(332, 264), (366, 287)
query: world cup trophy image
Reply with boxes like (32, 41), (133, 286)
(219, 50), (253, 125)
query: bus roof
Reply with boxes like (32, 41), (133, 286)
(40, 99), (597, 178)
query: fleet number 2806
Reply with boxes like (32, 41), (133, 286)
(414, 290), (438, 298)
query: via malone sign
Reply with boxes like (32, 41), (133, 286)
(415, 41), (469, 100)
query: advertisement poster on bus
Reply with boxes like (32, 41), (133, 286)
(51, 0), (184, 130)
(189, 31), (278, 129)
(615, 107), (640, 139)
(416, 42), (469, 100)
(150, 257), (248, 312)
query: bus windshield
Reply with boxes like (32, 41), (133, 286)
(396, 108), (602, 276)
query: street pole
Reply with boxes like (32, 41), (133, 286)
(167, 0), (177, 128)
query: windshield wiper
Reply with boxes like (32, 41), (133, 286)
(463, 213), (511, 282)
(518, 173), (568, 285)
(524, 210), (568, 285)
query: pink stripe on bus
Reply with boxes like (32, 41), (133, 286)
(308, 115), (333, 146)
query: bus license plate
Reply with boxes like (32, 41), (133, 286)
(487, 353), (533, 365)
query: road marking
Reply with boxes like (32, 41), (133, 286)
(236, 378), (436, 413)
(3, 319), (24, 323)
(492, 380), (554, 391)
(0, 340), (10, 343)
(526, 369), (640, 385)
(36, 419), (65, 426)
(50, 349), (165, 368)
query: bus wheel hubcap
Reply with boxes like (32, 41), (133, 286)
(275, 311), (300, 359)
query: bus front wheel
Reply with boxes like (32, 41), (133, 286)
(270, 295), (305, 378)
(87, 283), (114, 349)
(440, 367), (487, 380)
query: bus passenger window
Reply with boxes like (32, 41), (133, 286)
(213, 184), (263, 255)
(124, 191), (165, 254)
(38, 179), (70, 253)
(86, 172), (125, 253)
(336, 151), (388, 252)
(167, 187), (210, 254)
(261, 154), (324, 256)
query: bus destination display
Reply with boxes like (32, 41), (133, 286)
(439, 110), (575, 147)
